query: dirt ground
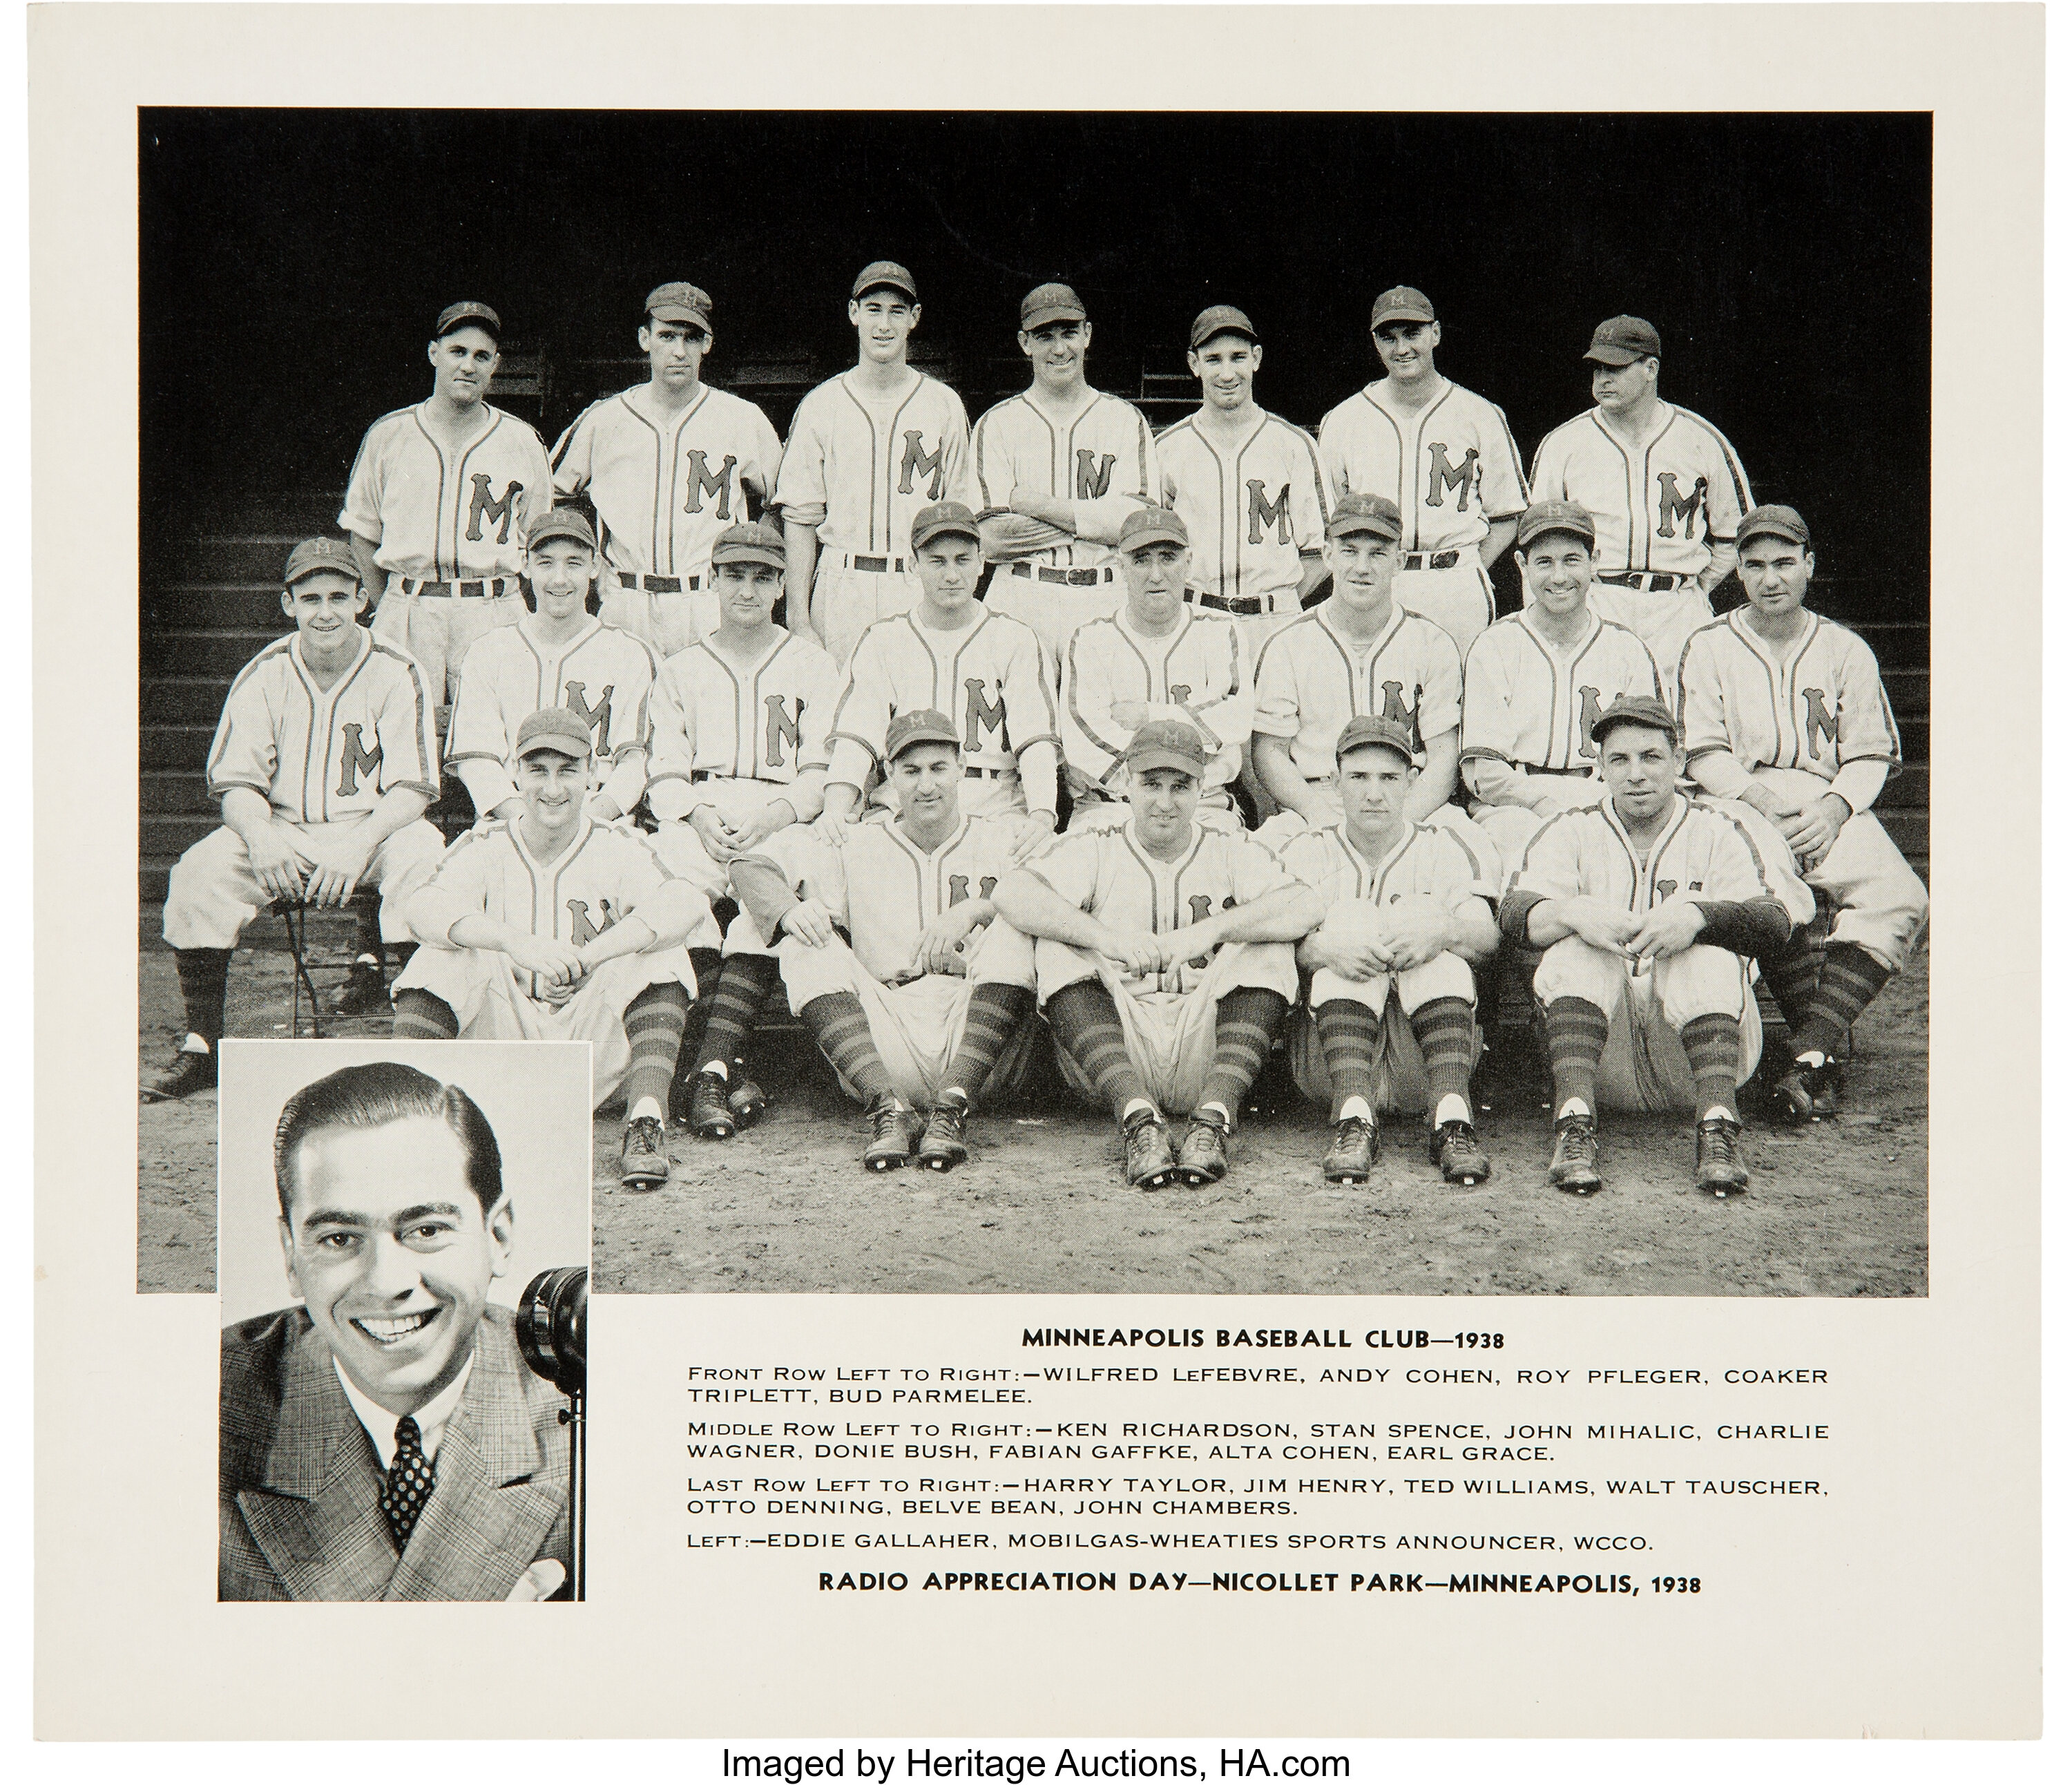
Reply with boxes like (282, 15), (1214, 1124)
(139, 908), (1928, 1299)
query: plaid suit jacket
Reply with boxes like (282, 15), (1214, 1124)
(219, 1303), (573, 1601)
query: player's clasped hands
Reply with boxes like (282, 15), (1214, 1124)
(1097, 926), (1169, 980)
(1372, 898), (1456, 970)
(300, 827), (378, 908)
(1624, 900), (1705, 964)
(1557, 895), (1645, 956)
(780, 897), (839, 949)
(910, 904), (984, 977)
(508, 931), (588, 987)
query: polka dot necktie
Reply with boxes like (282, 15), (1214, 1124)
(381, 1415), (437, 1552)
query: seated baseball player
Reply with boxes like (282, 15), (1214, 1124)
(817, 501), (1060, 855)
(727, 710), (1042, 1172)
(1459, 499), (1662, 876)
(1060, 505), (1253, 834)
(1676, 504), (1928, 1123)
(144, 538), (446, 1101)
(1499, 696), (1800, 1198)
(1274, 717), (1502, 1187)
(391, 707), (713, 1190)
(644, 520), (842, 1139)
(990, 720), (1325, 1190)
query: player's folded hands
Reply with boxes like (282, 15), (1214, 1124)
(1098, 927), (1167, 978)
(509, 933), (588, 984)
(781, 897), (837, 948)
(912, 907), (981, 975)
(1560, 895), (1644, 954)
(1624, 900), (1705, 963)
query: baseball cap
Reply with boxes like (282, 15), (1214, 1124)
(1584, 314), (1662, 366)
(1335, 715), (1418, 766)
(885, 709), (962, 761)
(1589, 694), (1680, 747)
(644, 282), (713, 331)
(1189, 304), (1258, 350)
(1117, 506), (1190, 552)
(436, 300), (501, 341)
(852, 260), (919, 303)
(1736, 504), (1812, 550)
(516, 707), (595, 761)
(710, 520), (787, 569)
(1516, 499), (1598, 552)
(911, 501), (983, 552)
(1326, 493), (1403, 543)
(525, 506), (597, 552)
(1125, 718), (1209, 776)
(282, 537), (361, 588)
(1370, 285), (1437, 330)
(1020, 283), (1086, 331)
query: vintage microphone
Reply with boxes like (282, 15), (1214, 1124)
(517, 1266), (588, 1601)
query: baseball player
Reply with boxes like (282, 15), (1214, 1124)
(1528, 314), (1752, 678)
(816, 502), (1060, 854)
(1318, 285), (1528, 658)
(548, 281), (785, 656)
(775, 260), (974, 667)
(340, 300), (552, 707)
(1499, 696), (1803, 1197)
(1459, 499), (1662, 875)
(1275, 716), (1502, 1186)
(1062, 506), (1251, 833)
(392, 707), (713, 1190)
(728, 711), (1043, 1172)
(1676, 504), (1928, 1123)
(643, 520), (843, 1138)
(1158, 305), (1330, 653)
(990, 721), (1325, 1190)
(142, 539), (446, 1101)
(444, 506), (659, 825)
(971, 283), (1162, 668)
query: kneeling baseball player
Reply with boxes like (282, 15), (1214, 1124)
(1274, 717), (1502, 1187)
(727, 711), (1042, 1172)
(990, 721), (1324, 1190)
(392, 707), (713, 1190)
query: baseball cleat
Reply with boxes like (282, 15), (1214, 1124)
(619, 1115), (671, 1190)
(727, 1078), (770, 1128)
(1547, 1112), (1602, 1194)
(1174, 1111), (1232, 1186)
(684, 1070), (736, 1139)
(915, 1095), (970, 1172)
(1432, 1119), (1492, 1185)
(329, 959), (390, 1017)
(1122, 1109), (1178, 1190)
(1695, 1116), (1750, 1197)
(1321, 1114), (1376, 1184)
(1804, 1059), (1843, 1118)
(1774, 1058), (1843, 1125)
(142, 1048), (217, 1102)
(863, 1094), (917, 1172)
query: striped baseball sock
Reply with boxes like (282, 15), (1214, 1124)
(696, 955), (779, 1078)
(1314, 1000), (1381, 1118)
(1199, 988), (1289, 1123)
(689, 947), (723, 1004)
(392, 989), (460, 1040)
(1758, 930), (1823, 1033)
(1796, 942), (1893, 1062)
(172, 947), (231, 1044)
(1544, 996), (1609, 1117)
(940, 984), (1035, 1106)
(622, 982), (691, 1115)
(1408, 995), (1477, 1116)
(1044, 980), (1150, 1120)
(1680, 1012), (1745, 1121)
(799, 992), (896, 1102)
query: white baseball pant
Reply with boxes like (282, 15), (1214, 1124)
(162, 818), (447, 951)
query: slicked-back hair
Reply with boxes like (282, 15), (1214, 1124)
(274, 1061), (503, 1222)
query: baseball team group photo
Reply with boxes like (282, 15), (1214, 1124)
(135, 108), (1930, 1299)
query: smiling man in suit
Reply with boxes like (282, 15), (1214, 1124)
(220, 1060), (573, 1602)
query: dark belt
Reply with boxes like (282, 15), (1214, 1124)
(1401, 551), (1461, 570)
(845, 553), (907, 573)
(1009, 562), (1113, 587)
(964, 765), (1011, 781)
(1529, 764), (1600, 779)
(1599, 571), (1684, 592)
(1187, 589), (1265, 617)
(620, 571), (700, 593)
(401, 576), (508, 599)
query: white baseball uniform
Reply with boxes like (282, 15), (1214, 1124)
(339, 401), (553, 700)
(548, 383), (784, 654)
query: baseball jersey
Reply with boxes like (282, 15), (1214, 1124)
(644, 628), (842, 821)
(549, 384), (783, 580)
(1062, 607), (1251, 799)
(1506, 794), (1781, 930)
(1275, 817), (1501, 914)
(824, 607), (1059, 791)
(970, 390), (1160, 567)
(1317, 380), (1528, 555)
(1024, 821), (1303, 996)
(773, 368), (974, 556)
(1158, 411), (1330, 610)
(206, 630), (439, 825)
(444, 615), (660, 816)
(339, 401), (553, 583)
(1252, 604), (1464, 782)
(1528, 405), (1752, 580)
(1461, 609), (1662, 777)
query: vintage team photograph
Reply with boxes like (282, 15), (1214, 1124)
(135, 108), (1929, 1298)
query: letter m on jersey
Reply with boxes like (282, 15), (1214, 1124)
(1426, 443), (1480, 512)
(1247, 479), (1293, 545)
(1375, 680), (1422, 750)
(466, 475), (523, 544)
(764, 694), (802, 768)
(1075, 449), (1117, 500)
(1802, 687), (1839, 756)
(563, 680), (613, 747)
(684, 450), (738, 518)
(335, 723), (383, 797)
(1656, 472), (1707, 540)
(964, 678), (1009, 752)
(566, 897), (620, 946)
(899, 430), (947, 499)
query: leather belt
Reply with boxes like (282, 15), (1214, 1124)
(1599, 571), (1685, 592)
(843, 553), (907, 573)
(1008, 562), (1115, 587)
(963, 765), (1012, 781)
(620, 571), (700, 593)
(401, 576), (509, 599)
(1187, 589), (1265, 616)
(1401, 551), (1461, 570)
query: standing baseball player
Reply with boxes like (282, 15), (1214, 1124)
(1676, 504), (1928, 1123)
(1062, 506), (1251, 833)
(143, 540), (446, 1100)
(643, 520), (843, 1138)
(548, 282), (784, 656)
(729, 711), (1043, 1172)
(1274, 717), (1502, 1187)
(1500, 696), (1801, 1197)
(816, 502), (1059, 854)
(392, 707), (713, 1190)
(776, 260), (973, 667)
(971, 283), (1162, 668)
(1528, 314), (1752, 678)
(990, 721), (1324, 1190)
(1317, 285), (1528, 658)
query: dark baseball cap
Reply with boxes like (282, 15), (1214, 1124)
(516, 707), (595, 761)
(644, 282), (713, 330)
(436, 300), (501, 341)
(1736, 504), (1812, 550)
(526, 507), (597, 552)
(1189, 304), (1258, 350)
(282, 537), (362, 588)
(1585, 315), (1662, 366)
(1335, 715), (1418, 766)
(1021, 283), (1086, 331)
(1117, 506), (1190, 552)
(885, 709), (961, 761)
(1516, 499), (1598, 552)
(852, 260), (918, 303)
(1125, 718), (1209, 776)
(1589, 694), (1680, 747)
(1370, 285), (1437, 330)
(911, 501), (983, 551)
(1326, 493), (1403, 542)
(711, 520), (787, 570)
